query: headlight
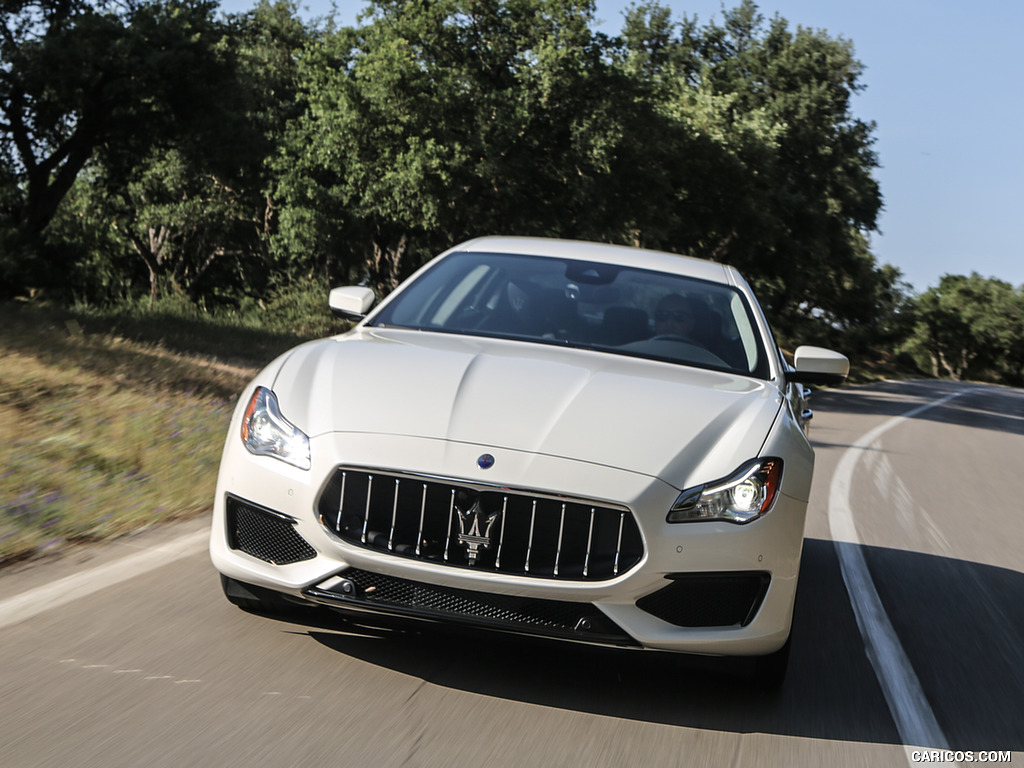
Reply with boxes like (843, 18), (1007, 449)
(668, 458), (782, 524)
(240, 387), (311, 470)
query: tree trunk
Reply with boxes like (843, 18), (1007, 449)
(370, 231), (408, 297)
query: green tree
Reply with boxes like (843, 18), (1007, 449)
(905, 274), (1024, 383)
(82, 149), (253, 301)
(228, 0), (317, 283)
(0, 0), (232, 237)
(0, 0), (234, 293)
(614, 1), (884, 339)
(9, 0), (901, 366)
(44, 0), (317, 303)
(274, 0), (639, 294)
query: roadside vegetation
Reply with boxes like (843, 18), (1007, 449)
(0, 295), (341, 567)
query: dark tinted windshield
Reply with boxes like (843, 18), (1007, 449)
(369, 251), (769, 378)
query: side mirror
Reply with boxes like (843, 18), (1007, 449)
(786, 345), (849, 386)
(329, 286), (376, 321)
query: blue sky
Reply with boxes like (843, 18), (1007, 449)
(219, 0), (1024, 293)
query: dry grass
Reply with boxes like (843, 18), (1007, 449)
(0, 300), (306, 567)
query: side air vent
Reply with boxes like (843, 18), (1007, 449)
(226, 495), (317, 565)
(636, 572), (770, 627)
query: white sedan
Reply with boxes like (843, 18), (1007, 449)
(210, 236), (848, 685)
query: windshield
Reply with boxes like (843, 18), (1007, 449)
(368, 251), (770, 379)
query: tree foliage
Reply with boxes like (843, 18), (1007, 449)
(267, 0), (890, 316)
(904, 274), (1024, 383)
(29, 0), (312, 300)
(272, 0), (641, 294)
(613, 1), (884, 334)
(12, 0), (1017, 384)
(0, 0), (231, 236)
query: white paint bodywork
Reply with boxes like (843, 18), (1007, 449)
(794, 345), (852, 379)
(211, 237), (836, 656)
(328, 285), (375, 318)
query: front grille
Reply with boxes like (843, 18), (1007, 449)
(316, 468), (643, 581)
(305, 568), (638, 646)
(226, 495), (317, 565)
(635, 572), (770, 627)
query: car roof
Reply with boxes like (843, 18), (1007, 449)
(449, 236), (736, 285)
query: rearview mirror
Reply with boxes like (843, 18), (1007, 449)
(329, 286), (376, 321)
(786, 346), (849, 385)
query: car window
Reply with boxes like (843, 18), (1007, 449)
(370, 251), (770, 379)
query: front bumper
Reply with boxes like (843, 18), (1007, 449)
(211, 432), (806, 656)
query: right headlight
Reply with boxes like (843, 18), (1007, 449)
(240, 386), (311, 470)
(668, 458), (782, 524)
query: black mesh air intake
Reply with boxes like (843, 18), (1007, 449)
(307, 568), (638, 646)
(226, 495), (317, 565)
(636, 572), (770, 627)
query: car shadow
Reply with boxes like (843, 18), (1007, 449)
(291, 538), (1023, 751)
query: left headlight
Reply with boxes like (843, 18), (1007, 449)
(668, 458), (782, 524)
(240, 386), (311, 470)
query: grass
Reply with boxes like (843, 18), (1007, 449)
(0, 294), (346, 568)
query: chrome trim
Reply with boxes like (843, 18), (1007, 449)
(443, 488), (455, 561)
(415, 483), (427, 556)
(584, 508), (595, 577)
(316, 465), (644, 581)
(329, 465), (630, 512)
(554, 503), (566, 576)
(614, 511), (624, 575)
(388, 477), (399, 551)
(335, 471), (347, 530)
(525, 499), (537, 573)
(495, 495), (508, 568)
(454, 498), (499, 565)
(361, 475), (373, 544)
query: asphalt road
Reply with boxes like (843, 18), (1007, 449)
(2, 380), (1022, 767)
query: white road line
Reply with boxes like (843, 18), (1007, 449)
(0, 529), (208, 631)
(828, 389), (971, 757)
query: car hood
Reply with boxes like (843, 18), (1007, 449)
(270, 329), (783, 489)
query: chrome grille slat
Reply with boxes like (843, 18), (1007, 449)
(387, 478), (399, 551)
(584, 507), (595, 577)
(361, 475), (373, 544)
(335, 471), (347, 530)
(554, 503), (566, 576)
(443, 489), (455, 561)
(495, 496), (508, 568)
(614, 511), (625, 576)
(525, 499), (537, 573)
(415, 483), (427, 557)
(317, 467), (643, 581)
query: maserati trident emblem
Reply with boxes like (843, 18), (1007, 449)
(477, 453), (495, 469)
(455, 495), (500, 565)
